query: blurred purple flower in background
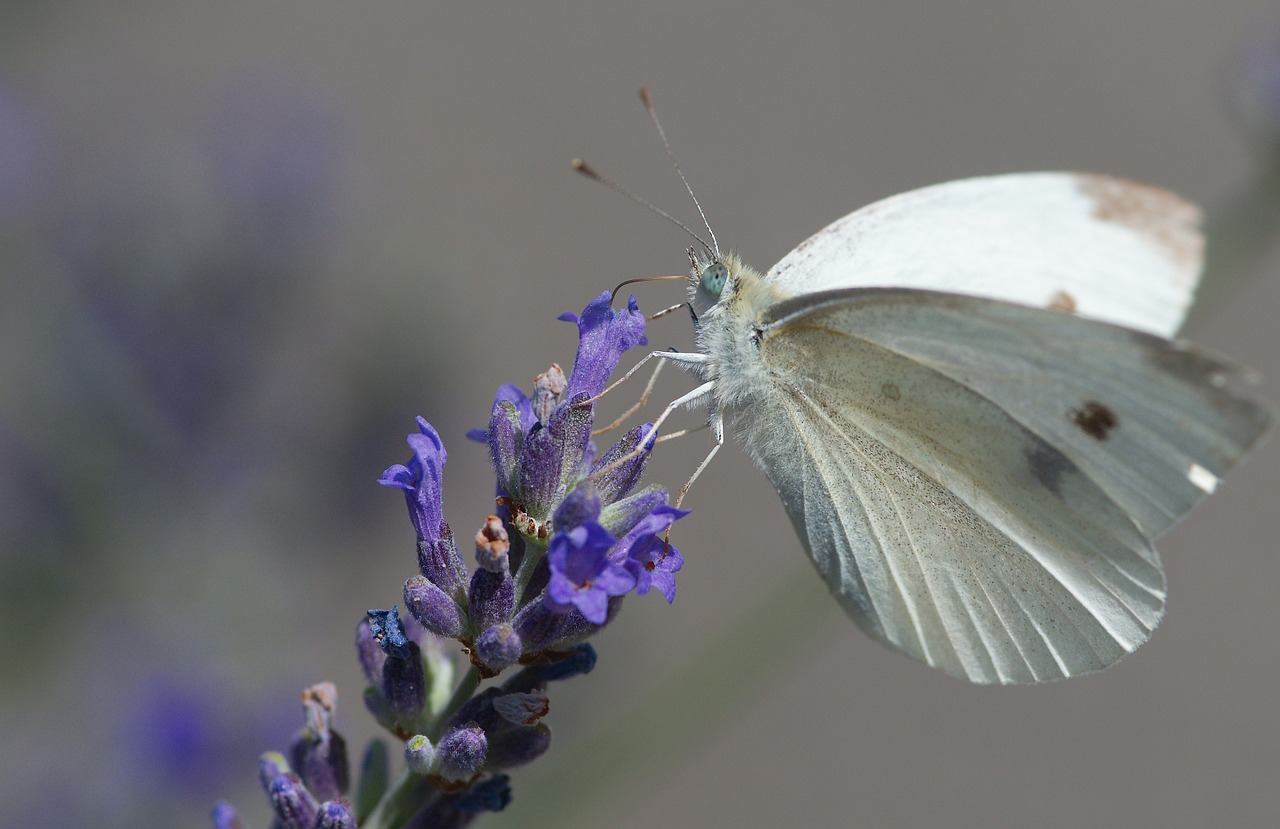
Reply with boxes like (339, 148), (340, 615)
(0, 61), (449, 828)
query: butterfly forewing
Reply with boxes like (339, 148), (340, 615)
(764, 173), (1202, 338)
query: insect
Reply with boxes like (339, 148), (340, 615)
(578, 89), (1273, 684)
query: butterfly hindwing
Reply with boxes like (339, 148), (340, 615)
(736, 289), (1270, 683)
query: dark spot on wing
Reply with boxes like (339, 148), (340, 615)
(1025, 444), (1071, 497)
(881, 383), (901, 401)
(1070, 400), (1118, 440)
(1074, 173), (1203, 270)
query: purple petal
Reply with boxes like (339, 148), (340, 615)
(545, 568), (581, 609)
(378, 418), (448, 544)
(569, 586), (610, 625)
(563, 292), (648, 401)
(592, 560), (637, 595)
(615, 504), (690, 559)
(548, 523), (615, 584)
(648, 569), (678, 603)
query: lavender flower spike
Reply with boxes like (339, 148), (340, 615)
(225, 289), (694, 826)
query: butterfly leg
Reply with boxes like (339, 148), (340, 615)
(576, 349), (705, 409)
(591, 359), (667, 436)
(674, 407), (723, 510)
(587, 377), (717, 484)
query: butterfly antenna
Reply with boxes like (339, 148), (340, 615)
(572, 158), (715, 257)
(639, 85), (720, 259)
(609, 273), (688, 304)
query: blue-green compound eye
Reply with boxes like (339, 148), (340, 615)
(699, 262), (728, 297)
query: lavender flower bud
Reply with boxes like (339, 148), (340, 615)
(486, 399), (524, 496)
(516, 395), (593, 521)
(597, 485), (668, 538)
(542, 643), (598, 680)
(288, 682), (350, 801)
(315, 801), (356, 829)
(511, 596), (612, 655)
(403, 575), (465, 639)
(435, 724), (488, 783)
(469, 572), (514, 634)
(474, 515), (510, 573)
(591, 423), (654, 504)
(404, 734), (436, 775)
(210, 801), (245, 829)
(474, 624), (522, 674)
(492, 691), (550, 726)
(382, 642), (426, 722)
(355, 619), (385, 684)
(451, 774), (513, 813)
(258, 751), (289, 790)
(416, 523), (468, 598)
(531, 363), (567, 426)
(552, 484), (601, 533)
(267, 771), (318, 829)
(486, 722), (551, 771)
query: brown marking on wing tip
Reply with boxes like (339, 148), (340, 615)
(1074, 174), (1203, 269)
(1047, 290), (1077, 313)
(881, 382), (901, 401)
(1070, 400), (1118, 440)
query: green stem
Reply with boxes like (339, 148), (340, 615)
(429, 664), (482, 741)
(511, 535), (548, 606)
(360, 767), (436, 829)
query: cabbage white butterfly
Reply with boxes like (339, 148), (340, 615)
(582, 90), (1273, 684)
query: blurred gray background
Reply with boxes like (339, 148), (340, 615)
(1, 2), (1277, 827)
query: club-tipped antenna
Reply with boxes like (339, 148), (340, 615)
(572, 158), (715, 257)
(638, 85), (720, 258)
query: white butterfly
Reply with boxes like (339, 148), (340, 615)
(599, 166), (1272, 685)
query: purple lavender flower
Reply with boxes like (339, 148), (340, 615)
(379, 418), (468, 598)
(617, 505), (689, 603)
(558, 291), (648, 400)
(545, 520), (636, 624)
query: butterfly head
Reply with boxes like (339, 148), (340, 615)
(689, 248), (738, 318)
